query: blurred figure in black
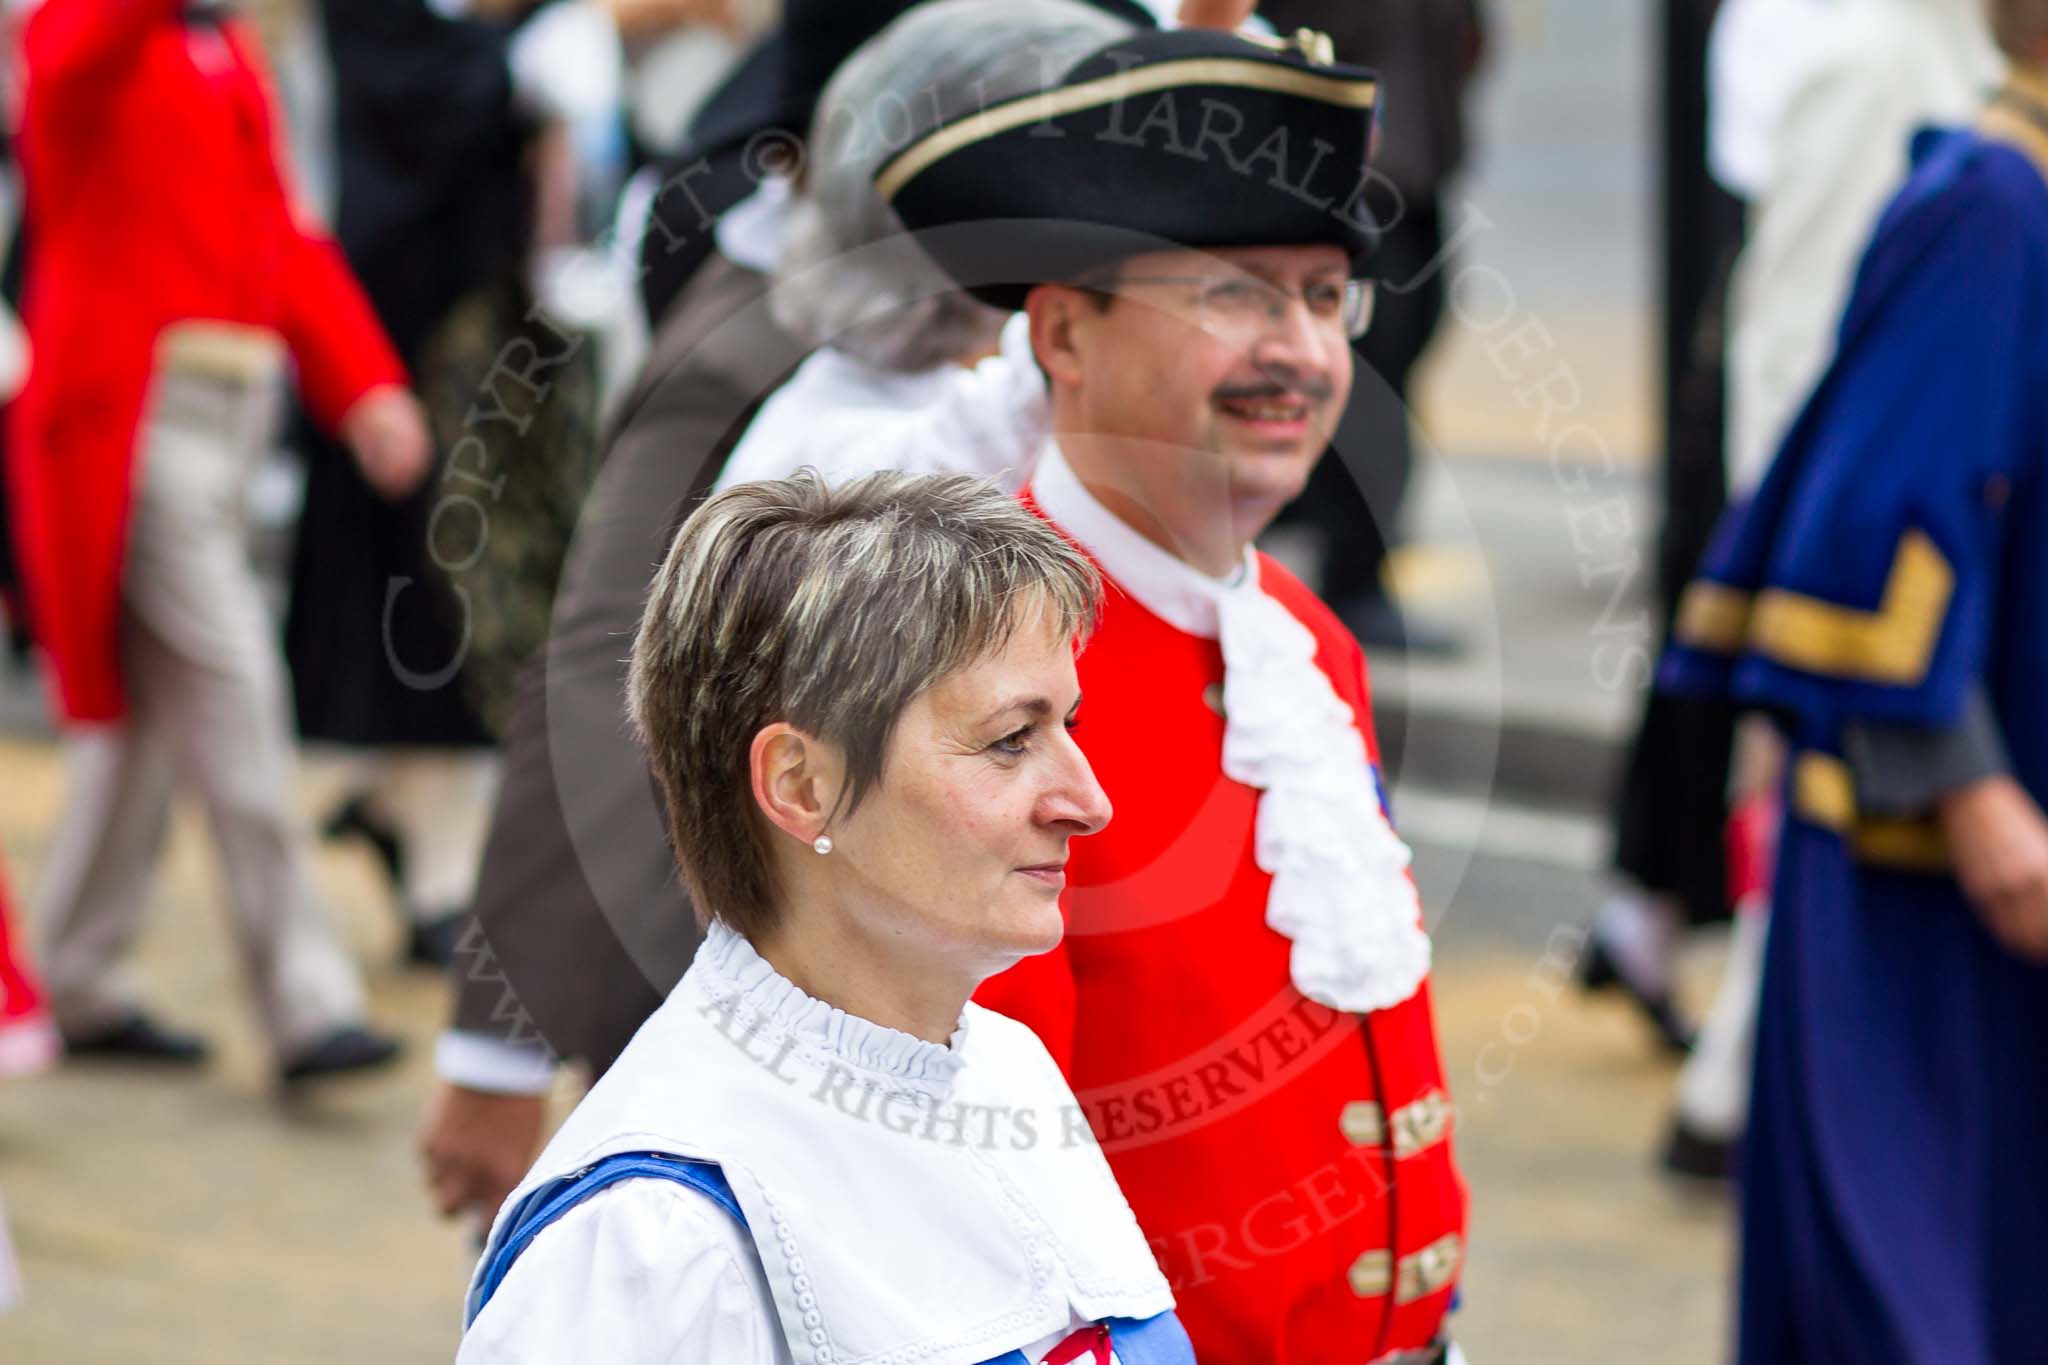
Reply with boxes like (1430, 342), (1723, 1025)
(633, 0), (1158, 328)
(287, 0), (612, 968)
(1264, 0), (1487, 655)
(1575, 0), (1747, 1074)
(0, 68), (27, 666)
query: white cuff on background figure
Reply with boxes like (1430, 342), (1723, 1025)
(436, 1029), (559, 1096)
(508, 0), (624, 126)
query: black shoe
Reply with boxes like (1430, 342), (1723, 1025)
(61, 1012), (211, 1065)
(321, 796), (407, 893)
(278, 1025), (403, 1086)
(406, 910), (471, 970)
(1335, 594), (1463, 658)
(1661, 1116), (1737, 1182)
(1577, 933), (1696, 1057)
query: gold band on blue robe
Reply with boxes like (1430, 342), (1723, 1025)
(1791, 752), (1950, 872)
(1672, 528), (1953, 687)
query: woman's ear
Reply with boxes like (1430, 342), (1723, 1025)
(1025, 285), (1090, 391)
(748, 723), (840, 847)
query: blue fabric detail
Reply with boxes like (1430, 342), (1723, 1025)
(464, 1152), (743, 1327)
(1103, 1311), (1197, 1364)
(957, 1310), (1199, 1364)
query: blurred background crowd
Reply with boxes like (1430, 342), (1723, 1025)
(0, 0), (2032, 1361)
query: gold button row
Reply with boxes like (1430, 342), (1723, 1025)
(1337, 1089), (1455, 1159)
(1347, 1233), (1464, 1305)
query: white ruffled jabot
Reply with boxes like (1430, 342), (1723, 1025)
(1032, 443), (1432, 1013)
(695, 919), (971, 1098)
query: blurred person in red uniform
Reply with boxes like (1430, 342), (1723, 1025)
(5, 0), (428, 1084)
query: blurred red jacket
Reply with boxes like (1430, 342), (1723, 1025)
(6, 0), (403, 723)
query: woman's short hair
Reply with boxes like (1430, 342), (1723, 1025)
(630, 471), (1101, 939)
(769, 0), (1133, 372)
(1991, 0), (2048, 55)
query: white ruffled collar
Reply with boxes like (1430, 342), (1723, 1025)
(1029, 441), (1253, 639)
(1031, 439), (1432, 1014)
(696, 919), (970, 1098)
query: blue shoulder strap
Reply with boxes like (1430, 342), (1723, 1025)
(464, 1153), (1195, 1365)
(464, 1151), (744, 1327)
(1102, 1312), (1197, 1364)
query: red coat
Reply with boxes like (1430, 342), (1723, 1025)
(6, 0), (403, 723)
(977, 509), (1468, 1365)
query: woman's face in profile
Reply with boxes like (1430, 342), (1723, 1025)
(827, 607), (1113, 977)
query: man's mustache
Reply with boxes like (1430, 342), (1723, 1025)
(1211, 374), (1338, 406)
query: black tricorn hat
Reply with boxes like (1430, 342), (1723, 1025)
(876, 27), (1382, 310)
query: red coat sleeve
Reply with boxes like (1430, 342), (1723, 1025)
(23, 0), (182, 102)
(277, 227), (407, 432)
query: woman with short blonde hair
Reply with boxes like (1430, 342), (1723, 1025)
(460, 471), (1192, 1365)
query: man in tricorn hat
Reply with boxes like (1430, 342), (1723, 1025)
(850, 24), (1471, 1364)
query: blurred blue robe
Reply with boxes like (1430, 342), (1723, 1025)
(1661, 110), (2048, 1365)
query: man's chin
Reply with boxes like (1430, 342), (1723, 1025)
(1224, 444), (1317, 506)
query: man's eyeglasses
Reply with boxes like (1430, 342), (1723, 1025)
(1084, 273), (1377, 341)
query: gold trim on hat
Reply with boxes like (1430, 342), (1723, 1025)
(1239, 27), (1338, 67)
(876, 56), (1378, 203)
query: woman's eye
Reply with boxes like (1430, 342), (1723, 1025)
(993, 727), (1032, 756)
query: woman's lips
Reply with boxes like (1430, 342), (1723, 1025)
(1016, 864), (1067, 888)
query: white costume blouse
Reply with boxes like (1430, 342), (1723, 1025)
(458, 922), (1176, 1365)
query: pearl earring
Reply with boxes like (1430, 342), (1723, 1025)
(812, 835), (833, 856)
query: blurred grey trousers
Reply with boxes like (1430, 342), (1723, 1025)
(33, 337), (367, 1058)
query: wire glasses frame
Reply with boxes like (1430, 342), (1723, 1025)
(1083, 272), (1377, 341)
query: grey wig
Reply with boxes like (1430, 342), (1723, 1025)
(769, 0), (1135, 373)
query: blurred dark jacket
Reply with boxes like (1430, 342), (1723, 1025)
(450, 253), (807, 1074)
(638, 0), (1160, 326)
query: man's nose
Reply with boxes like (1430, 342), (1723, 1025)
(1251, 299), (1337, 377)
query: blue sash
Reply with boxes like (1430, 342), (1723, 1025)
(465, 1151), (1194, 1364)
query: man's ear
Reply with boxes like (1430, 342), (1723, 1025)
(749, 723), (840, 849)
(1026, 285), (1090, 391)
